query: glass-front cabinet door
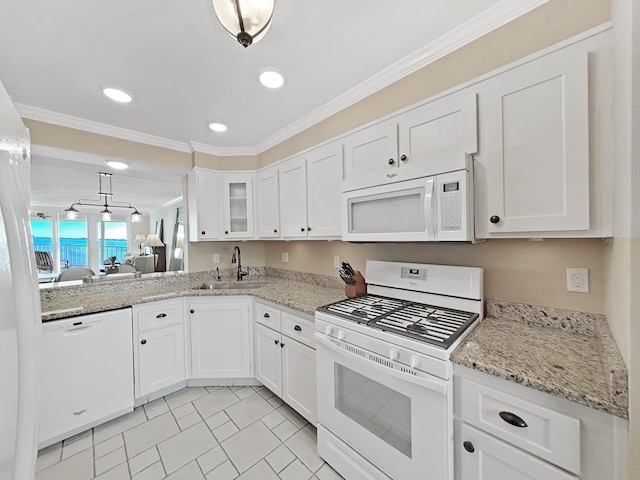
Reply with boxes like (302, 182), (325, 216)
(221, 174), (254, 239)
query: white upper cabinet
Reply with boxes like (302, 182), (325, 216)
(306, 142), (343, 238)
(221, 173), (254, 239)
(187, 170), (254, 241)
(342, 91), (478, 192)
(277, 142), (343, 239)
(256, 166), (280, 238)
(187, 169), (221, 242)
(279, 155), (308, 238)
(398, 91), (477, 177)
(474, 46), (592, 237)
(343, 119), (398, 190)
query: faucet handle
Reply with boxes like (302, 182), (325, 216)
(239, 265), (250, 280)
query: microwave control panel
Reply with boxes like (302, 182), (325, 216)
(440, 181), (463, 231)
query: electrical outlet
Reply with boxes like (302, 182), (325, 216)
(334, 255), (340, 268)
(281, 252), (289, 263)
(566, 267), (589, 293)
(213, 253), (220, 264)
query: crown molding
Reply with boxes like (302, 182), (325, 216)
(253, 0), (550, 154)
(189, 141), (257, 157)
(16, 104), (193, 153)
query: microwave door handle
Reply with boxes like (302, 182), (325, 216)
(424, 178), (436, 241)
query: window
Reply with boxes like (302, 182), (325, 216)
(98, 221), (127, 263)
(59, 218), (88, 267)
(31, 218), (53, 255)
(29, 211), (131, 273)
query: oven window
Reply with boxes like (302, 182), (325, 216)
(334, 364), (412, 458)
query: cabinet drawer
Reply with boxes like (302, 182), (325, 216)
(281, 312), (314, 348)
(255, 303), (281, 330)
(459, 377), (580, 474)
(136, 300), (184, 332)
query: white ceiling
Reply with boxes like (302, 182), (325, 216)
(1, 0), (545, 209)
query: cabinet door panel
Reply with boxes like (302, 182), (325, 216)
(306, 143), (342, 238)
(254, 323), (282, 396)
(398, 91), (477, 174)
(137, 325), (185, 397)
(480, 50), (589, 234)
(342, 120), (398, 191)
(190, 302), (251, 378)
(282, 339), (317, 425)
(256, 167), (280, 238)
(279, 156), (308, 238)
(188, 170), (221, 241)
(222, 174), (254, 239)
(459, 423), (577, 480)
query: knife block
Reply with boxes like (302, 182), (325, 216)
(345, 271), (367, 298)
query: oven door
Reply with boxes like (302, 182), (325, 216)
(315, 332), (451, 480)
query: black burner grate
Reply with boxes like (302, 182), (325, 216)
(318, 294), (478, 349)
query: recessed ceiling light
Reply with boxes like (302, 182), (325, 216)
(102, 86), (134, 103)
(104, 160), (129, 170)
(258, 68), (285, 89)
(208, 122), (228, 132)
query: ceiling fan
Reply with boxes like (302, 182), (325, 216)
(30, 212), (52, 220)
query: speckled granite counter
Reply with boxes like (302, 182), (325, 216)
(41, 274), (628, 419)
(40, 268), (345, 322)
(452, 300), (629, 419)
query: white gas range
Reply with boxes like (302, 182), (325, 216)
(314, 260), (483, 480)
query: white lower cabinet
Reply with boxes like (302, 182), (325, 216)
(254, 322), (282, 393)
(281, 336), (316, 424)
(459, 423), (576, 480)
(454, 365), (628, 480)
(254, 302), (317, 424)
(133, 299), (186, 399)
(188, 298), (252, 379)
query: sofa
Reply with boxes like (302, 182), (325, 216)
(121, 252), (156, 274)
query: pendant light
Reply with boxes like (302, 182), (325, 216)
(64, 172), (143, 223)
(212, 0), (275, 48)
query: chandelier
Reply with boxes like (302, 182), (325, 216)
(212, 0), (275, 48)
(64, 172), (143, 223)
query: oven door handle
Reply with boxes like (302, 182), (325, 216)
(314, 333), (448, 395)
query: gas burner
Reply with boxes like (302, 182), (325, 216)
(407, 323), (429, 334)
(317, 295), (412, 324)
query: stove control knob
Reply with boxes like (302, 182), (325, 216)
(325, 325), (334, 336)
(389, 347), (400, 361)
(337, 330), (346, 340)
(409, 354), (421, 368)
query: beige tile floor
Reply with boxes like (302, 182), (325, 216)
(36, 386), (344, 480)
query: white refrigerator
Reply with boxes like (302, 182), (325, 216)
(0, 81), (41, 479)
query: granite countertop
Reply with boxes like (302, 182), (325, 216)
(41, 271), (628, 419)
(39, 268), (346, 322)
(452, 300), (629, 419)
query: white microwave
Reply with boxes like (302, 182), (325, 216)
(341, 162), (473, 242)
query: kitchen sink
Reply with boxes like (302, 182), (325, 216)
(194, 282), (267, 290)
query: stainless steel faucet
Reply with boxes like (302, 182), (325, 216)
(231, 245), (249, 281)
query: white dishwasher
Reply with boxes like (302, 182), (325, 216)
(39, 309), (134, 447)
